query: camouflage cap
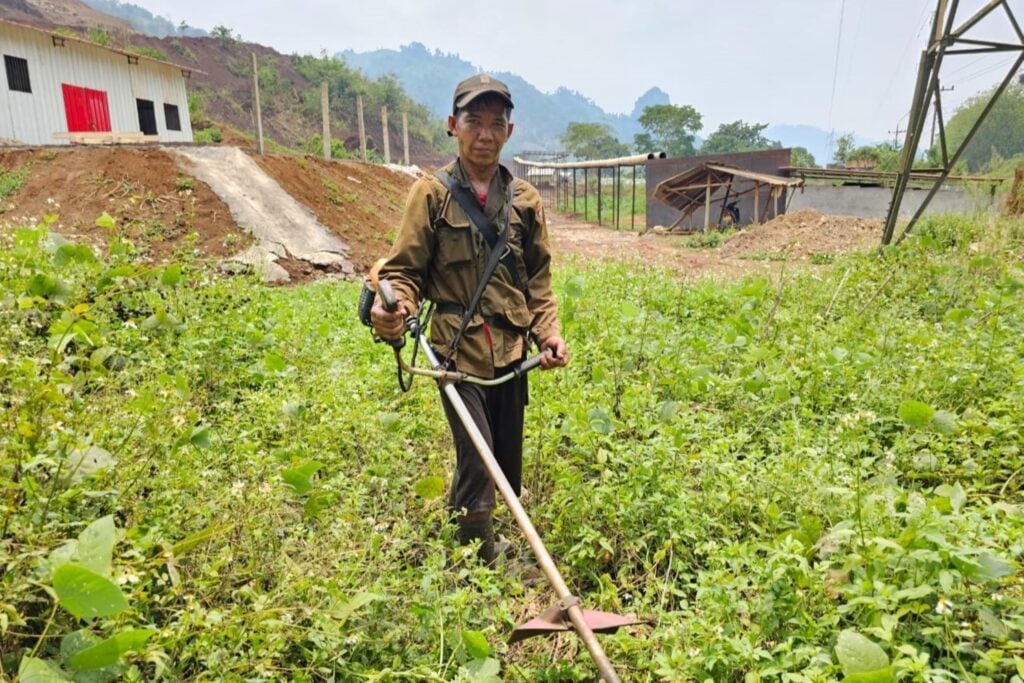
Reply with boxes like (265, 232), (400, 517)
(452, 74), (514, 114)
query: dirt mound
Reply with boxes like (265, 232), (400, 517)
(0, 147), (251, 264)
(0, 146), (415, 279)
(252, 154), (416, 271)
(719, 209), (882, 259)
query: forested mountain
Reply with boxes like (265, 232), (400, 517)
(339, 42), (669, 154)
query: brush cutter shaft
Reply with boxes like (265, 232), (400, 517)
(418, 338), (622, 683)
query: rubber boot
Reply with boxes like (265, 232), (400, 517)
(456, 514), (511, 564)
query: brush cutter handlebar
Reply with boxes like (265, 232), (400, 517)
(362, 277), (548, 389)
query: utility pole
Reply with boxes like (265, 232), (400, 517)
(887, 125), (905, 148)
(882, 0), (1024, 244)
(929, 84), (955, 149)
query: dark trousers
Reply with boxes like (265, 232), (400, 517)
(440, 364), (527, 516)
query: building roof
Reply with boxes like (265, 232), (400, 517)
(0, 18), (204, 76)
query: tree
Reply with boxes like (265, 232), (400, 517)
(938, 82), (1024, 171)
(700, 120), (780, 155)
(831, 133), (855, 167)
(211, 25), (234, 43)
(560, 122), (629, 160)
(846, 143), (901, 172)
(790, 146), (817, 168)
(634, 104), (703, 158)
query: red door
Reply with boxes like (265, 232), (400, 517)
(62, 84), (111, 133)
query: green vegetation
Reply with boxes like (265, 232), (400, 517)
(791, 145), (818, 168)
(210, 25), (236, 43)
(192, 128), (222, 144)
(937, 82), (1024, 173)
(701, 120), (781, 155)
(86, 28), (113, 46)
(562, 107), (802, 164)
(832, 133), (903, 172)
(0, 166), (29, 204)
(291, 54), (441, 157)
(682, 227), (735, 248)
(2, 210), (1023, 680)
(560, 122), (629, 160)
(557, 176), (646, 226)
(634, 104), (703, 158)
(303, 135), (351, 160)
(125, 45), (169, 62)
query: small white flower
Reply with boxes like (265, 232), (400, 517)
(936, 597), (954, 615)
(688, 647), (700, 657)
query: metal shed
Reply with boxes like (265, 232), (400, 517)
(0, 19), (196, 145)
(653, 162), (804, 231)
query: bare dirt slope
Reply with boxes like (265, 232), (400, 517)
(0, 146), (413, 281)
(1, 146), (881, 284)
(172, 146), (353, 282)
(251, 154), (417, 273)
(0, 147), (251, 264)
(548, 210), (884, 279)
(0, 0), (131, 32)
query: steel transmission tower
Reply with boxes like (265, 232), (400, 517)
(882, 0), (1024, 245)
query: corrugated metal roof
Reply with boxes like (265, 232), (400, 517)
(0, 18), (205, 75)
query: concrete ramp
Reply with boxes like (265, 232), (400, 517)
(170, 146), (354, 282)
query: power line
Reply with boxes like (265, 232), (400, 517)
(872, 0), (935, 124)
(825, 0), (847, 162)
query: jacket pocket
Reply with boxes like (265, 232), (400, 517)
(435, 219), (475, 268)
(502, 303), (533, 330)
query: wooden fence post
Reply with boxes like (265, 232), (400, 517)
(321, 82), (330, 159)
(251, 53), (264, 155)
(357, 94), (367, 162)
(381, 106), (391, 164)
(402, 112), (409, 166)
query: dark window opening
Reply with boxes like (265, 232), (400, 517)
(136, 98), (157, 135)
(4, 55), (31, 93)
(164, 103), (181, 131)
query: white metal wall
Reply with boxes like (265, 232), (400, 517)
(0, 22), (193, 145)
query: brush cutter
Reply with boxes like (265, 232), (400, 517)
(359, 273), (647, 683)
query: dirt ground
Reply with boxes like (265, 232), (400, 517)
(251, 153), (416, 271)
(1, 145), (883, 282)
(549, 209), (883, 279)
(0, 147), (251, 264)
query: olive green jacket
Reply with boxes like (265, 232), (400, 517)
(379, 160), (560, 378)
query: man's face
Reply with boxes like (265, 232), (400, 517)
(447, 98), (514, 168)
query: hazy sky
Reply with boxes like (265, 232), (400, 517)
(138, 0), (1019, 141)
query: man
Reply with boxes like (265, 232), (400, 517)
(371, 74), (569, 563)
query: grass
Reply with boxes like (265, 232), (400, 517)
(0, 166), (30, 203)
(1, 211), (1022, 680)
(556, 179), (647, 229)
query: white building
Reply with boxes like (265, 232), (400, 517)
(0, 19), (195, 145)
